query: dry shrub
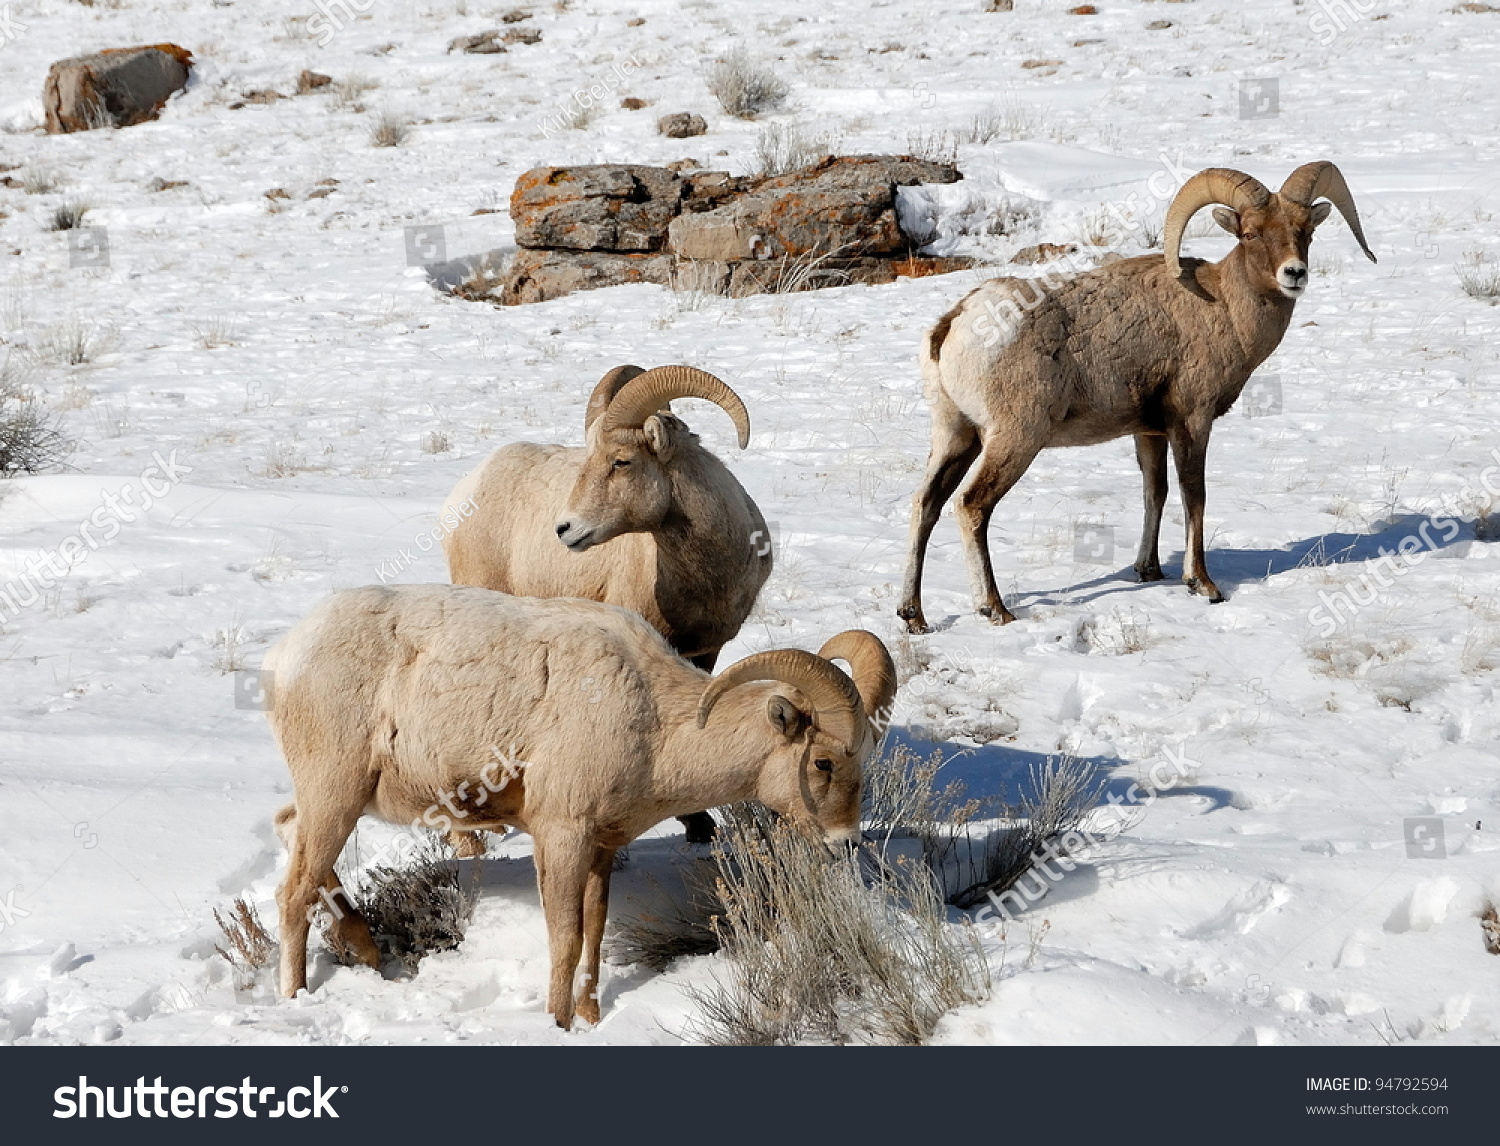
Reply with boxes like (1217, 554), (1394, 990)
(685, 804), (988, 1046)
(608, 871), (722, 970)
(0, 370), (71, 476)
(705, 48), (788, 119)
(1482, 900), (1500, 955)
(213, 897), (275, 990)
(332, 835), (479, 973)
(946, 754), (1104, 910)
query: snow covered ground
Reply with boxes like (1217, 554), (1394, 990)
(1, 0), (1498, 1045)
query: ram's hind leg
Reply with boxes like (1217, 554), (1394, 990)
(1133, 433), (1169, 583)
(955, 439), (1042, 625)
(533, 827), (593, 1031)
(575, 844), (617, 1027)
(899, 393), (982, 634)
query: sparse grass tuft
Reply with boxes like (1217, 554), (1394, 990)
(905, 127), (958, 167)
(22, 167), (62, 195)
(1458, 251), (1500, 303)
(705, 48), (789, 119)
(754, 122), (835, 176)
(48, 199), (91, 232)
(213, 897), (275, 990)
(370, 111), (410, 147)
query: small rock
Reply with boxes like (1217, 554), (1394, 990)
(307, 187), (335, 199)
(502, 8), (532, 21)
(1069, 3), (1098, 12)
(43, 43), (194, 133)
(985, 0), (1014, 9)
(241, 89), (282, 104)
(1147, 19), (1174, 29)
(1022, 58), (1063, 69)
(627, 16), (645, 25)
(449, 30), (506, 54)
(621, 97), (648, 110)
(145, 176), (188, 191)
(297, 70), (332, 94)
(504, 27), (542, 44)
(264, 187), (291, 200)
(1011, 241), (1078, 265)
(658, 112), (707, 138)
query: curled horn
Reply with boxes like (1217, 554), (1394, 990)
(697, 649), (863, 752)
(1162, 168), (1273, 279)
(816, 630), (897, 735)
(601, 365), (751, 449)
(584, 365), (646, 432)
(1278, 161), (1377, 263)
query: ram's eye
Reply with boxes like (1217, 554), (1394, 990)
(814, 758), (834, 773)
(612, 458), (631, 469)
(1242, 231), (1259, 242)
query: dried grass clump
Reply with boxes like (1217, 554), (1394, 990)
(369, 111), (410, 148)
(1482, 900), (1500, 955)
(705, 48), (789, 119)
(685, 804), (988, 1045)
(213, 897), (275, 990)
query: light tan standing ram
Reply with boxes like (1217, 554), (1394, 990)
(441, 364), (772, 845)
(899, 162), (1376, 632)
(265, 584), (896, 1029)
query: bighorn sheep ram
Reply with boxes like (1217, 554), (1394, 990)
(441, 364), (771, 845)
(266, 583), (896, 1029)
(898, 162), (1376, 632)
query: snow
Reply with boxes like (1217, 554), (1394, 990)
(1, 0), (1497, 1045)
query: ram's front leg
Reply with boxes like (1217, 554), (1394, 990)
(1168, 422), (1224, 602)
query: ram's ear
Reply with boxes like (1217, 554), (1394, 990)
(766, 694), (807, 739)
(1309, 201), (1333, 228)
(642, 414), (675, 461)
(1211, 207), (1241, 236)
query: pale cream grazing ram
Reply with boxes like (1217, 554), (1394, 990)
(265, 583), (896, 1029)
